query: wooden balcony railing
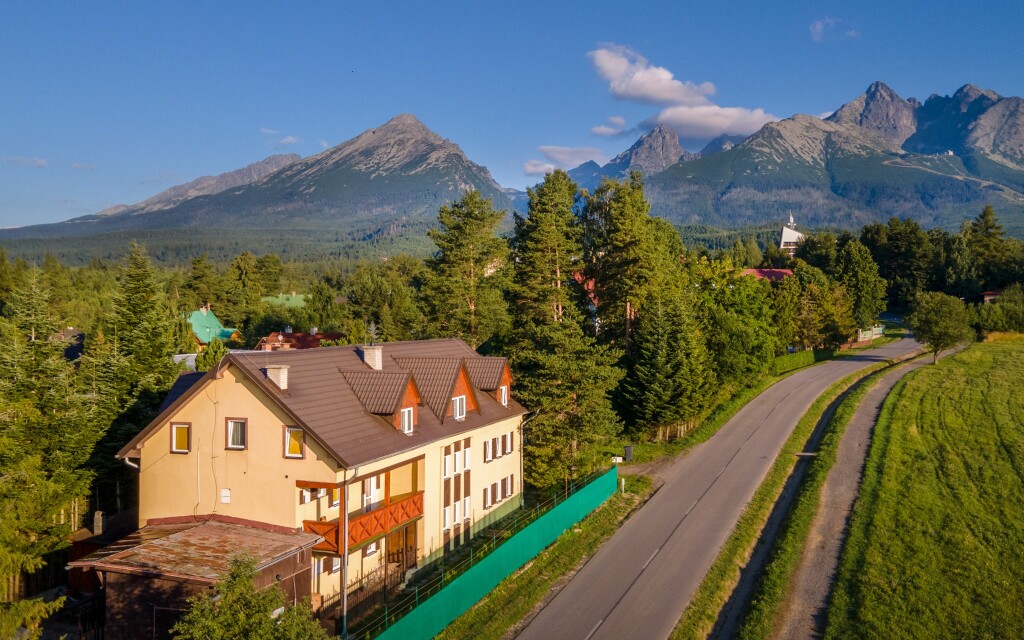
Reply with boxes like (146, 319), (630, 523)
(303, 491), (424, 553)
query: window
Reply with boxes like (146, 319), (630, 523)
(508, 474), (514, 497)
(454, 449), (462, 474)
(491, 482), (499, 503)
(443, 506), (452, 530)
(453, 500), (461, 523)
(464, 446), (471, 469)
(483, 486), (491, 509)
(314, 556), (324, 574)
(484, 439), (492, 462)
(463, 496), (470, 521)
(330, 488), (340, 508)
(494, 437), (502, 459)
(400, 407), (414, 434)
(284, 426), (304, 458)
(364, 541), (378, 557)
(452, 395), (466, 420)
(362, 476), (381, 513)
(505, 431), (513, 455)
(443, 452), (452, 478)
(501, 477), (507, 500)
(171, 423), (190, 454)
(226, 419), (247, 450)
(500, 385), (509, 407)
(331, 555), (342, 573)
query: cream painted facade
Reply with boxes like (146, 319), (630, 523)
(133, 362), (524, 602)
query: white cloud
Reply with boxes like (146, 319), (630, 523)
(591, 125), (621, 137)
(538, 146), (606, 166)
(523, 160), (557, 176)
(259, 127), (280, 135)
(319, 139), (330, 149)
(71, 162), (97, 171)
(587, 43), (778, 146)
(278, 135), (300, 146)
(810, 17), (858, 42)
(1, 156), (47, 168)
(589, 44), (715, 105)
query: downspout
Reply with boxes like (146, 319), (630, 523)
(519, 411), (537, 507)
(342, 466), (355, 639)
(122, 457), (140, 470)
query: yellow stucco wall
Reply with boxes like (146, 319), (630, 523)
(138, 365), (339, 528)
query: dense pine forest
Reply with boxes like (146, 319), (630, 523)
(3, 171), (1024, 634)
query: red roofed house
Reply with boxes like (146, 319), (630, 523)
(740, 268), (794, 282)
(255, 326), (347, 350)
(70, 339), (525, 638)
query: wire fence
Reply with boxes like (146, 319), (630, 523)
(345, 468), (611, 639)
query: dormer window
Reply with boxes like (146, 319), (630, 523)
(401, 407), (414, 434)
(500, 385), (509, 407)
(452, 395), (466, 421)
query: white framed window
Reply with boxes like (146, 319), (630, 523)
(506, 431), (513, 455)
(364, 541), (378, 556)
(484, 439), (492, 462)
(443, 505), (451, 530)
(483, 486), (491, 509)
(314, 556), (324, 574)
(452, 395), (466, 420)
(454, 449), (462, 474)
(171, 423), (191, 454)
(464, 446), (471, 469)
(443, 452), (452, 478)
(330, 488), (340, 508)
(463, 496), (470, 521)
(453, 500), (461, 523)
(226, 419), (247, 450)
(508, 474), (514, 497)
(331, 555), (342, 573)
(362, 475), (381, 513)
(284, 426), (304, 458)
(401, 407), (414, 434)
(494, 437), (502, 459)
(500, 385), (508, 407)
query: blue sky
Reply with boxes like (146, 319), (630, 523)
(2, 1), (1022, 227)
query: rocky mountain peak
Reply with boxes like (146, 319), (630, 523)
(828, 81), (918, 147)
(953, 84), (1000, 109)
(606, 124), (693, 177)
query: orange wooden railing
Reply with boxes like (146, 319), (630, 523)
(303, 491), (424, 552)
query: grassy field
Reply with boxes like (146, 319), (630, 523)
(826, 339), (1024, 639)
(437, 475), (653, 640)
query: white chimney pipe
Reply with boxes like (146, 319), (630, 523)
(360, 345), (383, 370)
(265, 365), (290, 390)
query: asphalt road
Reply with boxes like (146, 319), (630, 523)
(516, 337), (923, 640)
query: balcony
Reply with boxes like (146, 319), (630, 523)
(303, 491), (424, 552)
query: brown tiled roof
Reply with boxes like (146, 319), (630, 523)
(68, 520), (320, 583)
(125, 339), (526, 468)
(465, 357), (508, 390)
(342, 370), (411, 414)
(257, 331), (346, 350)
(740, 268), (794, 282)
(391, 357), (464, 420)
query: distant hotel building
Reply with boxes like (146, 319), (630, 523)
(779, 214), (804, 257)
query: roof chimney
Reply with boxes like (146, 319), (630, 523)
(360, 345), (383, 370)
(265, 364), (289, 390)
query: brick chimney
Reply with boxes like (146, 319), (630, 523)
(360, 345), (383, 370)
(265, 365), (289, 390)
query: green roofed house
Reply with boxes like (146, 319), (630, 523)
(187, 307), (241, 349)
(261, 292), (307, 308)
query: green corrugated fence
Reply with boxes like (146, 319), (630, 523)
(372, 466), (618, 640)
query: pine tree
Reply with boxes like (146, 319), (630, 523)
(835, 239), (887, 329)
(509, 172), (623, 489)
(421, 190), (510, 348)
(195, 338), (228, 372)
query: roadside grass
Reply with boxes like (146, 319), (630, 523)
(825, 340), (1024, 639)
(670, 360), (892, 640)
(734, 365), (891, 639)
(436, 475), (653, 640)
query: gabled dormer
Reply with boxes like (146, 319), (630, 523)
(446, 361), (479, 422)
(465, 357), (513, 408)
(342, 370), (423, 435)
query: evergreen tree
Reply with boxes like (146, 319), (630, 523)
(182, 253), (219, 310)
(255, 254), (284, 295)
(835, 239), (887, 329)
(968, 205), (1010, 289)
(508, 172), (622, 488)
(771, 274), (802, 354)
(795, 232), (838, 276)
(172, 556), (329, 640)
(195, 338), (228, 372)
(421, 190), (510, 348)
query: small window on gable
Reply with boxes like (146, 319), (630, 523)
(171, 423), (190, 454)
(401, 407), (414, 434)
(226, 419), (247, 450)
(452, 395), (466, 420)
(284, 426), (304, 458)
(500, 385), (509, 407)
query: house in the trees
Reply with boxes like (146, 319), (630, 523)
(187, 306), (241, 349)
(255, 327), (346, 351)
(740, 268), (794, 283)
(70, 339), (525, 638)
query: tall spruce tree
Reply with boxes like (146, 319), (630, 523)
(836, 239), (887, 329)
(509, 171), (623, 489)
(421, 190), (510, 348)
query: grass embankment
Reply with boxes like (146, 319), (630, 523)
(671, 360), (892, 640)
(735, 366), (891, 639)
(825, 340), (1024, 639)
(437, 475), (653, 640)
